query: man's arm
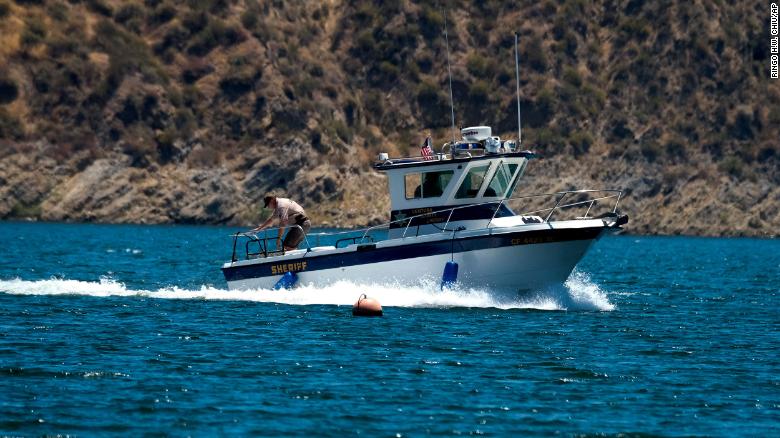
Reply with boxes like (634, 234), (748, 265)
(250, 216), (274, 233)
(276, 226), (285, 250)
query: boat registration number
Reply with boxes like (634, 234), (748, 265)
(270, 261), (308, 275)
(511, 236), (555, 245)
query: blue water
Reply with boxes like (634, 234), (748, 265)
(0, 222), (778, 436)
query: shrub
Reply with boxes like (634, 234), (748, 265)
(468, 80), (490, 105)
(523, 36), (547, 72)
(189, 147), (220, 167)
(419, 6), (443, 40)
(86, 0), (113, 17)
(122, 140), (155, 167)
(323, 118), (352, 143)
(46, 1), (69, 21)
(363, 90), (383, 120)
(665, 138), (687, 161)
(9, 202), (41, 219)
(155, 24), (189, 54)
(182, 11), (208, 33)
(115, 3), (145, 32)
(187, 19), (246, 56)
(718, 156), (744, 178)
(241, 6), (258, 30)
(0, 78), (19, 104)
(354, 30), (376, 57)
(377, 61), (399, 82)
(149, 2), (176, 25)
(640, 140), (662, 162)
(115, 3), (144, 23)
(181, 57), (214, 83)
(47, 31), (84, 57)
(466, 53), (489, 78)
(569, 130), (593, 155)
(219, 68), (257, 101)
(0, 108), (23, 139)
(21, 17), (47, 47)
(563, 66), (582, 87)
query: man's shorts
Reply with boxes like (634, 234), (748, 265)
(283, 218), (311, 249)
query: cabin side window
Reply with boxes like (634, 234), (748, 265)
(404, 170), (454, 199)
(505, 161), (527, 197)
(484, 163), (519, 197)
(455, 164), (491, 198)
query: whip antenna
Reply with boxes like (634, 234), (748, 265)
(444, 8), (456, 144)
(515, 33), (522, 145)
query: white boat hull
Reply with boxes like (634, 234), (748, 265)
(223, 220), (609, 293)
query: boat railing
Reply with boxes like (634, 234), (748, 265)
(228, 189), (622, 263)
(229, 224), (311, 262)
(360, 188), (623, 240)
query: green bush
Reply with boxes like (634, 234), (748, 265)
(9, 202), (41, 219)
(187, 18), (246, 56)
(563, 66), (582, 87)
(21, 17), (47, 47)
(149, 2), (176, 25)
(466, 53), (489, 77)
(47, 31), (84, 57)
(378, 61), (399, 81)
(569, 130), (594, 155)
(241, 4), (258, 30)
(468, 80), (490, 105)
(334, 120), (352, 143)
(115, 3), (145, 23)
(419, 6), (443, 40)
(354, 30), (376, 57)
(718, 156), (744, 178)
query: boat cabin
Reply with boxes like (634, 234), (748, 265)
(374, 126), (535, 238)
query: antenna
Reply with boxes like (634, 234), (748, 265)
(515, 33), (522, 145)
(443, 8), (456, 144)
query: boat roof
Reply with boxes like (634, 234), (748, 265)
(373, 150), (536, 171)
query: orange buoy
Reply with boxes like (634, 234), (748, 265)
(352, 294), (383, 317)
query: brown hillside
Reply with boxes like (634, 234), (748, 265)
(0, 0), (778, 236)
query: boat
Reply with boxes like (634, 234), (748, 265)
(221, 125), (628, 292)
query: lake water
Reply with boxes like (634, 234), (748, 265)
(0, 222), (778, 436)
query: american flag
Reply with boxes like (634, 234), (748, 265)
(421, 136), (435, 160)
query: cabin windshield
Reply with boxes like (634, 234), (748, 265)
(455, 164), (491, 199)
(405, 170), (454, 199)
(484, 162), (519, 197)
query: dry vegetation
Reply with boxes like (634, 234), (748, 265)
(0, 0), (777, 236)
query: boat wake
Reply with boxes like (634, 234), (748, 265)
(0, 271), (614, 311)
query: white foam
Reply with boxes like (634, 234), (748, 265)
(0, 271), (614, 311)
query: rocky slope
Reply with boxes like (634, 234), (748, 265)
(0, 0), (777, 236)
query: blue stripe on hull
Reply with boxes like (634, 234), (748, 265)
(222, 226), (604, 283)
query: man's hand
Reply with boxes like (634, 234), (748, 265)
(276, 238), (282, 249)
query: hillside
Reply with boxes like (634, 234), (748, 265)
(0, 0), (778, 236)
